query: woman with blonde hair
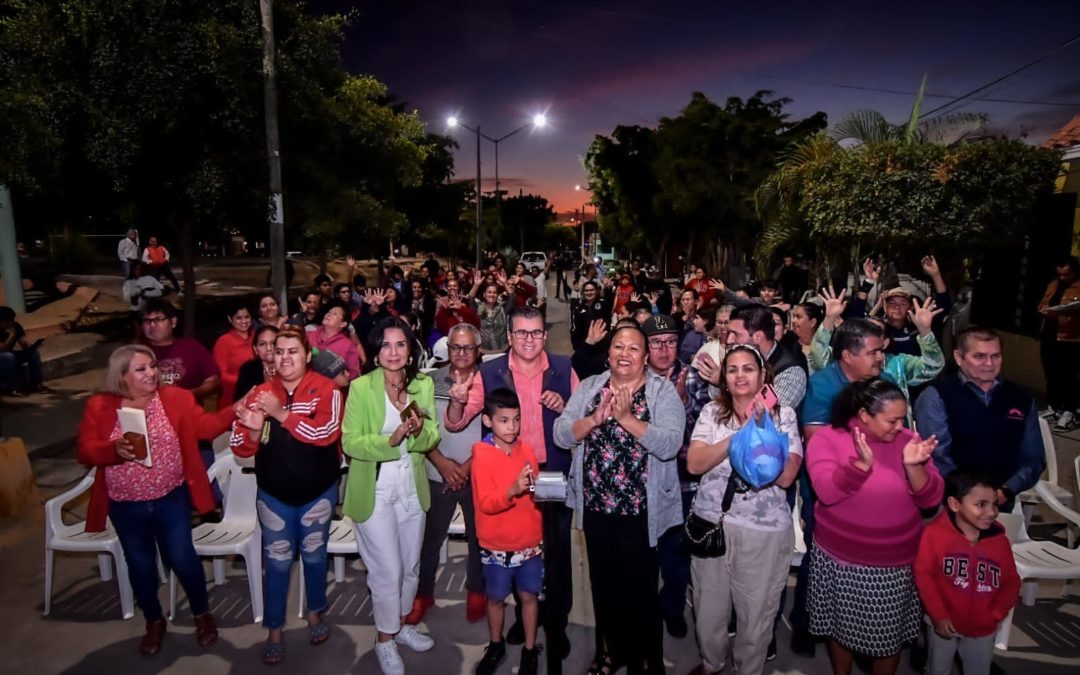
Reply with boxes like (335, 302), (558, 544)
(77, 344), (232, 656)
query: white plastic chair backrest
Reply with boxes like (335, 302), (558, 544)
(999, 499), (1029, 544)
(481, 352), (503, 363)
(208, 454), (258, 522)
(211, 431), (232, 455)
(45, 468), (98, 539)
(1038, 417), (1058, 485)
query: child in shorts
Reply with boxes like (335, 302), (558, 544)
(470, 388), (542, 675)
(915, 470), (1021, 675)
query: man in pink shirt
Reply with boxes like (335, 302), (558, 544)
(446, 307), (578, 674)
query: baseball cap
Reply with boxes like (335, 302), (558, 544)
(642, 314), (678, 337)
(882, 288), (913, 302)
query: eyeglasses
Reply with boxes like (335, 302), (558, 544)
(448, 344), (479, 354)
(141, 316), (169, 325)
(648, 338), (678, 350)
(510, 329), (546, 340)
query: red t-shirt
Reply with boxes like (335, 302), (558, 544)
(151, 338), (219, 391)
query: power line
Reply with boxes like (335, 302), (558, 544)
(920, 32), (1080, 119)
(761, 76), (1080, 106)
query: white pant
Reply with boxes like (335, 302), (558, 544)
(691, 522), (793, 675)
(355, 467), (426, 635)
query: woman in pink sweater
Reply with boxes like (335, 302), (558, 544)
(805, 378), (943, 675)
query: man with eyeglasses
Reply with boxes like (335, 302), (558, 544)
(139, 299), (219, 403)
(642, 314), (709, 639)
(410, 323), (488, 627)
(445, 307), (579, 672)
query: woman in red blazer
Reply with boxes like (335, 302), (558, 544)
(77, 344), (233, 656)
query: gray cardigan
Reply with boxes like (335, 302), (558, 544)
(552, 369), (685, 547)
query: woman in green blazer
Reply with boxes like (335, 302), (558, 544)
(342, 316), (439, 673)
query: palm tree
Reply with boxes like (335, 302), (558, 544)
(754, 76), (988, 276)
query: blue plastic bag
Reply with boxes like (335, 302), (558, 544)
(729, 412), (789, 489)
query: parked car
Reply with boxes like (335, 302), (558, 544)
(519, 251), (547, 268)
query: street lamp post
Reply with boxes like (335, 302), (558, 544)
(449, 114), (547, 266)
(447, 117), (483, 268)
(574, 184), (592, 262)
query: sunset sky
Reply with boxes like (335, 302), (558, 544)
(311, 1), (1080, 213)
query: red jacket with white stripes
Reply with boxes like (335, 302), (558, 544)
(231, 369), (343, 505)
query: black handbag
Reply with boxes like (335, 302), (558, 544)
(684, 474), (738, 558)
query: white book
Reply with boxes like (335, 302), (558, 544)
(1047, 300), (1080, 316)
(118, 407), (153, 467)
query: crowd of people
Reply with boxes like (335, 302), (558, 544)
(64, 243), (1080, 675)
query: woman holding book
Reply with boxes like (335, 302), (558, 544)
(76, 344), (233, 656)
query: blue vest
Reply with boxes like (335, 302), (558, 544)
(932, 373), (1032, 488)
(480, 353), (574, 475)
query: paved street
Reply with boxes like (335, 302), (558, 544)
(2, 280), (1079, 674)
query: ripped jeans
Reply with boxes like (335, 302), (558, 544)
(256, 481), (339, 630)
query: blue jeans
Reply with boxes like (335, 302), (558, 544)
(0, 349), (43, 392)
(109, 485), (208, 622)
(658, 489), (693, 622)
(257, 481), (339, 630)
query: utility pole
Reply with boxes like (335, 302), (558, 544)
(0, 186), (25, 313)
(260, 0), (286, 309)
(475, 125), (482, 269)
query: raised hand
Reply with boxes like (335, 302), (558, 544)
(646, 291), (659, 305)
(585, 318), (609, 346)
(372, 289), (387, 306)
(473, 269), (483, 285)
(863, 256), (881, 283)
(902, 433), (937, 466)
(852, 427), (874, 472)
(509, 462), (533, 498)
(590, 388), (613, 426)
(909, 297), (944, 336)
(610, 384), (633, 423)
(346, 255), (356, 268)
(818, 285), (848, 329)
(707, 278), (726, 292)
(449, 370), (474, 405)
(675, 366), (689, 403)
(601, 275), (614, 288)
(694, 352), (721, 385)
(630, 292), (642, 303)
(254, 390), (285, 420)
(920, 255), (941, 278)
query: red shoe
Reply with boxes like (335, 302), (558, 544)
(466, 591), (487, 623)
(403, 595), (434, 625)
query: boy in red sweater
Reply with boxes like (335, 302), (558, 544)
(915, 470), (1021, 675)
(471, 388), (542, 675)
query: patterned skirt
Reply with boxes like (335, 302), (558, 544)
(807, 545), (922, 657)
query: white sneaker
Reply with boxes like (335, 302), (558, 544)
(394, 624), (435, 652)
(374, 639), (405, 675)
(1055, 410), (1075, 430)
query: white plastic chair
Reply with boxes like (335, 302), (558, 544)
(791, 490), (807, 567)
(994, 482), (1080, 650)
(44, 468), (135, 620)
(1019, 418), (1076, 546)
(169, 454), (263, 623)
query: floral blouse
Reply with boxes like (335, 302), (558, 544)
(105, 393), (185, 502)
(583, 385), (650, 515)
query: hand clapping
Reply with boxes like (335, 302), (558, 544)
(902, 433), (937, 466)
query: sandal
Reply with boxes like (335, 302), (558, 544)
(308, 621), (331, 646)
(263, 640), (285, 666)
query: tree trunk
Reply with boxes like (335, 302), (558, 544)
(176, 217), (197, 338)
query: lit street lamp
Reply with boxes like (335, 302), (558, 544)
(448, 113), (548, 266)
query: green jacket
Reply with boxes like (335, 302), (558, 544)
(341, 369), (439, 523)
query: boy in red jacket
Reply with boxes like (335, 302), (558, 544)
(915, 470), (1021, 675)
(471, 388), (542, 675)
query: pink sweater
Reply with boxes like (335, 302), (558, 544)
(806, 424), (943, 567)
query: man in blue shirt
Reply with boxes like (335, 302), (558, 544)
(914, 327), (1043, 512)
